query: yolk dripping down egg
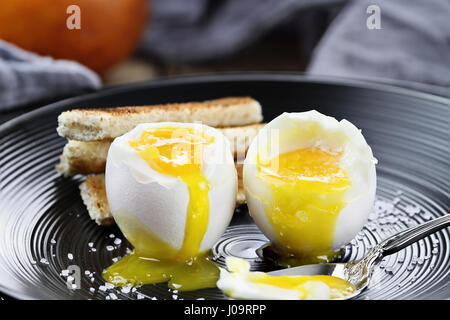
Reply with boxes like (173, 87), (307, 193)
(244, 111), (377, 265)
(104, 123), (237, 290)
(217, 257), (355, 300)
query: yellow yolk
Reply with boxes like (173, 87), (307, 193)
(221, 257), (355, 300)
(103, 126), (219, 291)
(256, 147), (351, 263)
(250, 274), (355, 299)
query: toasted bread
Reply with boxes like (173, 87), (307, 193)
(80, 163), (246, 226)
(57, 123), (264, 176)
(57, 140), (110, 176)
(79, 174), (114, 226)
(57, 97), (263, 141)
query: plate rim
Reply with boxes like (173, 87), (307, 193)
(0, 72), (448, 135)
(0, 72), (448, 300)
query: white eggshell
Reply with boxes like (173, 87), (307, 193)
(105, 122), (237, 256)
(244, 111), (377, 251)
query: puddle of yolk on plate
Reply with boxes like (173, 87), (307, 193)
(103, 127), (219, 291)
(256, 147), (352, 264)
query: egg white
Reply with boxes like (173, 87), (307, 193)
(217, 257), (332, 300)
(243, 111), (377, 251)
(105, 122), (238, 254)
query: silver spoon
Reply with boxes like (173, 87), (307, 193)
(268, 214), (450, 299)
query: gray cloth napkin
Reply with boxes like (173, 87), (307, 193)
(0, 40), (101, 111)
(307, 0), (450, 95)
(141, 0), (450, 94)
(1, 0), (448, 111)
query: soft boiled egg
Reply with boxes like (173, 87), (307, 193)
(244, 111), (377, 264)
(103, 122), (237, 290)
(217, 257), (355, 300)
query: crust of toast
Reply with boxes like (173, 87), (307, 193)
(79, 174), (114, 226)
(57, 123), (264, 176)
(80, 164), (246, 226)
(57, 140), (111, 176)
(58, 97), (263, 141)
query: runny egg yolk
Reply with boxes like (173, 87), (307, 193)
(103, 126), (219, 291)
(221, 257), (355, 300)
(251, 274), (355, 299)
(256, 147), (352, 264)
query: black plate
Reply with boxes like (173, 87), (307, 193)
(0, 73), (448, 300)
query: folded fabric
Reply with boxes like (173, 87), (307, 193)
(140, 0), (344, 63)
(0, 40), (101, 111)
(141, 0), (450, 92)
(307, 0), (450, 94)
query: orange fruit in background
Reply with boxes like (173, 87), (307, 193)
(0, 0), (149, 73)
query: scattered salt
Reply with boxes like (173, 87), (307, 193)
(121, 286), (131, 294)
(109, 293), (118, 300)
(105, 283), (115, 290)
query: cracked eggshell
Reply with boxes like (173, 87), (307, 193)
(105, 122), (237, 257)
(243, 111), (377, 251)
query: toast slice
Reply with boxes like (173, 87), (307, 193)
(58, 97), (263, 141)
(79, 174), (114, 226)
(57, 123), (264, 176)
(80, 163), (246, 226)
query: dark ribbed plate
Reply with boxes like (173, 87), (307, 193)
(0, 74), (448, 300)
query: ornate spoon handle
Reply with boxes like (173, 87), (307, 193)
(378, 214), (450, 257)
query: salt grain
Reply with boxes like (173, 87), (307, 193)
(121, 286), (131, 294)
(109, 293), (118, 300)
(105, 283), (115, 290)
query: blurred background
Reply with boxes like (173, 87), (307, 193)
(0, 0), (448, 120)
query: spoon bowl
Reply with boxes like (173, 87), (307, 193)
(267, 214), (450, 299)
